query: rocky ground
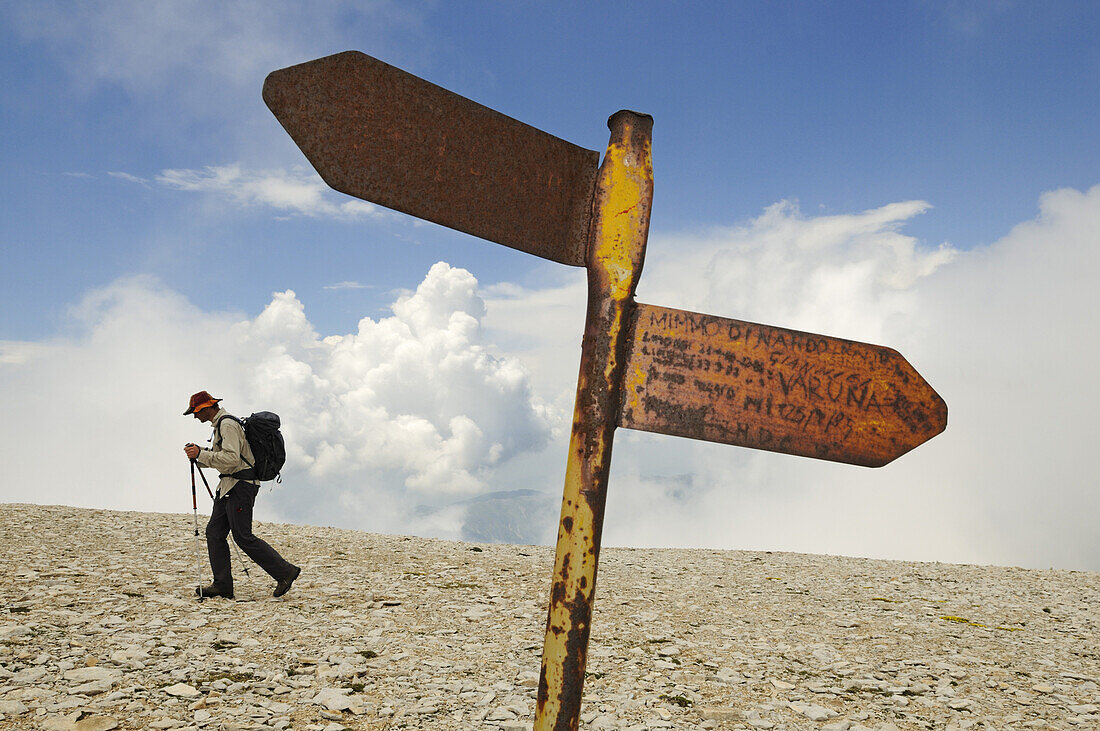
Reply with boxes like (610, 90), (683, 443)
(0, 504), (1096, 730)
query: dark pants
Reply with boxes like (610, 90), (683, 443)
(206, 481), (296, 590)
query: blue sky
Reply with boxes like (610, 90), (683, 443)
(2, 2), (1098, 570)
(4, 2), (1096, 338)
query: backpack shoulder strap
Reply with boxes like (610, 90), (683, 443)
(213, 414), (245, 442)
(216, 414), (244, 431)
(214, 415), (254, 469)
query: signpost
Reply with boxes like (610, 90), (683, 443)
(264, 51), (947, 730)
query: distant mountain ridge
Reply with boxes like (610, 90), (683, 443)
(414, 489), (558, 545)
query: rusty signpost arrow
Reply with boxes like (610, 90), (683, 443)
(619, 304), (946, 467)
(264, 51), (947, 730)
(262, 51), (597, 267)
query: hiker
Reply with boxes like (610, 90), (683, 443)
(183, 390), (301, 599)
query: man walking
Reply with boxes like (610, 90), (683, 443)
(183, 390), (301, 599)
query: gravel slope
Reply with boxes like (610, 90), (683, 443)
(1, 503), (1096, 730)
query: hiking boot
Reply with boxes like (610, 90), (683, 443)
(274, 566), (301, 598)
(196, 584), (234, 600)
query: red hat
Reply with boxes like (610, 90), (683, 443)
(184, 391), (222, 415)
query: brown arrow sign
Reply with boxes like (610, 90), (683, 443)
(619, 303), (947, 467)
(263, 51), (598, 267)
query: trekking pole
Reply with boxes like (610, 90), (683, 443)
(193, 461), (252, 585)
(192, 457), (214, 500)
(190, 460), (205, 602)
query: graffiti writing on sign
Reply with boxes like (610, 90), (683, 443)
(618, 303), (947, 467)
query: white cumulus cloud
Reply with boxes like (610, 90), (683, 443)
(483, 187), (1100, 570)
(3, 187), (1096, 569)
(0, 263), (555, 537)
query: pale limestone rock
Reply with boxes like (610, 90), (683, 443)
(790, 701), (840, 720)
(822, 722), (852, 731)
(0, 699), (30, 715)
(40, 711), (82, 731)
(68, 679), (116, 695)
(312, 687), (353, 711)
(73, 716), (120, 731)
(486, 706), (515, 720)
(12, 666), (49, 684)
(0, 623), (33, 640)
(64, 667), (122, 683)
(698, 706), (741, 721)
(162, 683), (201, 698)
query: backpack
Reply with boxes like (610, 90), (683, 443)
(217, 411), (286, 483)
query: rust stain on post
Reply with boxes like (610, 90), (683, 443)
(619, 304), (947, 466)
(535, 111), (654, 731)
(263, 51), (598, 266)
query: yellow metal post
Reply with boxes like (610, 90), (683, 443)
(535, 110), (654, 730)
